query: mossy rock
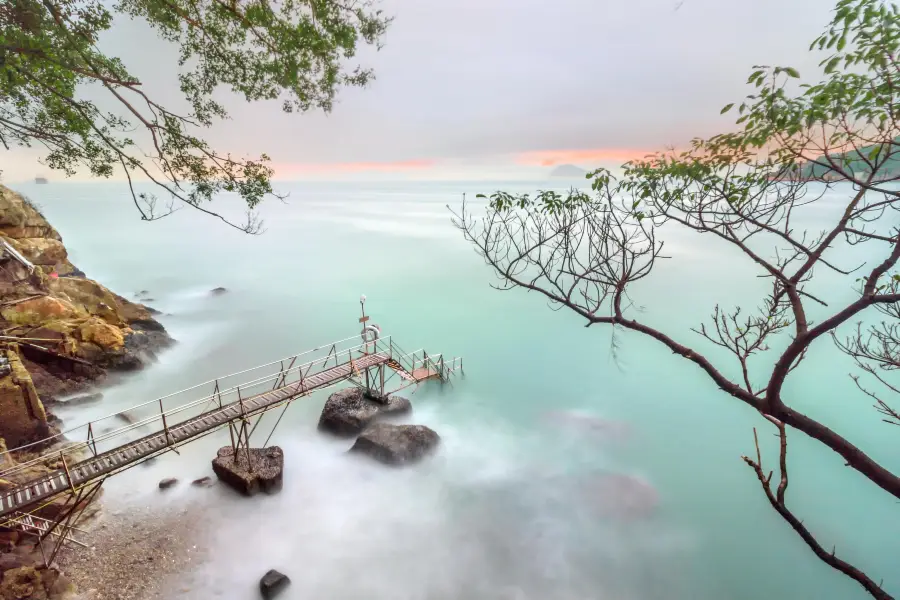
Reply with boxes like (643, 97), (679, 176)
(0, 186), (61, 241)
(77, 317), (124, 351)
(50, 278), (129, 326)
(5, 238), (67, 268)
(0, 566), (47, 600)
(0, 297), (83, 327)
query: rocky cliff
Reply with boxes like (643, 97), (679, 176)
(0, 184), (172, 452)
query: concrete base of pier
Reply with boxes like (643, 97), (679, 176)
(211, 445), (284, 496)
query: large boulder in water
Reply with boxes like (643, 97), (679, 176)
(317, 388), (411, 437)
(349, 423), (440, 466)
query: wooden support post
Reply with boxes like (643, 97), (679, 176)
(86, 423), (97, 457)
(243, 418), (254, 474)
(273, 360), (285, 390)
(159, 398), (172, 446)
(228, 421), (237, 456)
(60, 452), (75, 494)
(234, 387), (246, 464)
(380, 363), (385, 397)
(44, 479), (104, 567)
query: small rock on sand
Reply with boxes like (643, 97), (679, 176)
(259, 569), (291, 599)
(158, 478), (178, 490)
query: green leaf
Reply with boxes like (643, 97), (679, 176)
(824, 56), (841, 73)
(784, 67), (800, 78)
(720, 103), (735, 114)
(868, 145), (882, 161)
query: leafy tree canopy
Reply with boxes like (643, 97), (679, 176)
(0, 0), (390, 231)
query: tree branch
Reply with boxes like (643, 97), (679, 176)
(742, 419), (892, 600)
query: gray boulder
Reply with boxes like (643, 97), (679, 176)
(317, 388), (411, 437)
(349, 423), (440, 466)
(372, 393), (413, 418)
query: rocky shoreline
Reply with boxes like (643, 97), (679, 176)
(0, 184), (174, 600)
(0, 184), (450, 600)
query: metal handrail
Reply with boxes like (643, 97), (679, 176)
(0, 336), (393, 474)
(0, 331), (461, 479)
(1, 333), (377, 457)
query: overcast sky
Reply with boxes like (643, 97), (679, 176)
(5, 0), (837, 181)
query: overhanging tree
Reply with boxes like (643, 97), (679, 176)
(1, 0), (389, 232)
(454, 0), (900, 598)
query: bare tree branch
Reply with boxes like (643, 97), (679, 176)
(742, 419), (893, 600)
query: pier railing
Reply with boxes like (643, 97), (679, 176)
(0, 333), (461, 480)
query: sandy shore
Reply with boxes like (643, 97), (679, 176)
(56, 499), (211, 600)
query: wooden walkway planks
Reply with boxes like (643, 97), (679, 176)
(0, 352), (390, 520)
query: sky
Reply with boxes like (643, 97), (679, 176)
(4, 0), (838, 182)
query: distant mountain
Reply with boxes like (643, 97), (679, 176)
(549, 164), (588, 178)
(795, 140), (900, 181)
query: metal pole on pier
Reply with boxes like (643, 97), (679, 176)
(360, 294), (371, 390)
(359, 295), (369, 354)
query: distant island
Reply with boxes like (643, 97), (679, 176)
(780, 140), (900, 182)
(549, 164), (588, 178)
(34, 176), (48, 184)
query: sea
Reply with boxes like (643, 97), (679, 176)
(9, 179), (900, 600)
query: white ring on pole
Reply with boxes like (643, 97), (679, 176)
(361, 324), (380, 343)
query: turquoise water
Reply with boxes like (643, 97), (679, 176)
(12, 180), (900, 599)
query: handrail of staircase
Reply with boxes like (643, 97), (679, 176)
(379, 337), (423, 375)
(0, 335), (390, 475)
(1, 333), (371, 458)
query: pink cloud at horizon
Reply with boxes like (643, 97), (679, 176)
(515, 148), (656, 167)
